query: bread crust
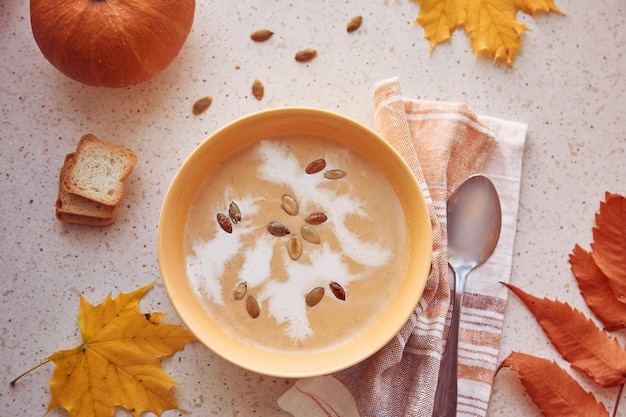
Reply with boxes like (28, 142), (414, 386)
(55, 210), (116, 226)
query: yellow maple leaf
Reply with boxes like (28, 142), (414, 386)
(13, 283), (197, 417)
(412, 0), (562, 64)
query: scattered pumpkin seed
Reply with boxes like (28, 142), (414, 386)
(324, 169), (347, 180)
(268, 221), (290, 237)
(217, 213), (233, 233)
(246, 295), (260, 318)
(305, 212), (327, 225)
(234, 282), (247, 300)
(252, 79), (264, 100)
(305, 158), (326, 174)
(250, 29), (274, 42)
(347, 15), (363, 33)
(228, 201), (242, 224)
(306, 287), (325, 307)
(281, 194), (299, 216)
(301, 226), (321, 244)
(329, 282), (346, 301)
(295, 48), (317, 63)
(287, 235), (302, 260)
(192, 96), (212, 115)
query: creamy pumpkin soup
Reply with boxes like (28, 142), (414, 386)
(184, 135), (410, 353)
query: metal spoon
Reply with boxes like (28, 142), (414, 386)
(431, 174), (502, 417)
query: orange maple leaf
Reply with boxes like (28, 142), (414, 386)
(504, 283), (626, 387)
(502, 352), (609, 417)
(590, 192), (626, 303)
(412, 0), (562, 64)
(40, 283), (196, 417)
(570, 244), (626, 331)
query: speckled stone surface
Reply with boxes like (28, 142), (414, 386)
(1, 1), (624, 416)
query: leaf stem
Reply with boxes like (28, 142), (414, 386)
(9, 359), (51, 386)
(612, 383), (624, 417)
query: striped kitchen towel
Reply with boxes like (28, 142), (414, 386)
(278, 76), (527, 417)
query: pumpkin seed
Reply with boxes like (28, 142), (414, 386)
(347, 15), (363, 33)
(305, 212), (327, 225)
(228, 201), (242, 223)
(217, 213), (233, 233)
(295, 48), (317, 63)
(324, 169), (347, 180)
(329, 282), (346, 301)
(252, 79), (264, 100)
(250, 29), (274, 42)
(246, 295), (260, 318)
(234, 282), (247, 300)
(306, 287), (325, 307)
(268, 221), (290, 237)
(305, 158), (326, 174)
(281, 194), (299, 215)
(287, 235), (302, 260)
(192, 96), (212, 115)
(301, 226), (321, 244)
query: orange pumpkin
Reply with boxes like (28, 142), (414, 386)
(30, 0), (195, 88)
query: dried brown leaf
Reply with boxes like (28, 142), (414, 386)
(504, 283), (626, 387)
(570, 244), (626, 331)
(590, 192), (626, 302)
(502, 351), (609, 417)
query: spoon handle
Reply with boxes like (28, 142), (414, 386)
(431, 266), (470, 417)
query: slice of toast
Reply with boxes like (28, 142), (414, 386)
(62, 134), (137, 206)
(56, 153), (119, 219)
(55, 210), (116, 226)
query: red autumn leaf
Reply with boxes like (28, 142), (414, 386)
(570, 244), (626, 331)
(590, 192), (626, 303)
(504, 283), (626, 387)
(502, 351), (609, 417)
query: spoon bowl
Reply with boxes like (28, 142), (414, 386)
(432, 174), (502, 417)
(447, 175), (502, 268)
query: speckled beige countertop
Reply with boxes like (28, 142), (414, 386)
(1, 1), (624, 416)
